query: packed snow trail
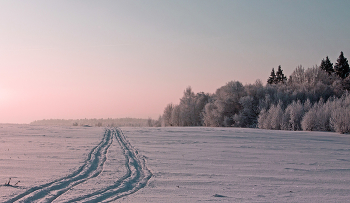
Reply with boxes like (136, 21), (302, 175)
(5, 127), (152, 203)
(64, 127), (152, 203)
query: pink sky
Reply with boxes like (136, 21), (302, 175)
(1, 1), (350, 123)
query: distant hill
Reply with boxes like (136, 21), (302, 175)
(30, 118), (149, 127)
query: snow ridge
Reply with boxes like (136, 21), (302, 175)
(5, 127), (152, 203)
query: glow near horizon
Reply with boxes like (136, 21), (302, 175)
(0, 0), (350, 123)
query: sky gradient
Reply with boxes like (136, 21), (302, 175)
(1, 0), (350, 123)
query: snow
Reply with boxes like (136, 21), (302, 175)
(1, 125), (350, 202)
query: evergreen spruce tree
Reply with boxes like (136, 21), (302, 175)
(320, 56), (334, 75)
(267, 68), (276, 84)
(334, 51), (350, 79)
(275, 65), (287, 84)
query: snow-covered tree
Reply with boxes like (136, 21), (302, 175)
(179, 87), (196, 126)
(288, 65), (305, 85)
(283, 100), (305, 131)
(202, 81), (246, 127)
(301, 98), (333, 131)
(257, 108), (268, 129)
(171, 105), (181, 126)
(163, 87), (210, 127)
(331, 108), (350, 133)
(269, 102), (284, 130)
(258, 101), (284, 130)
(163, 103), (174, 126)
(342, 75), (350, 91)
(194, 92), (210, 126)
(301, 107), (316, 131)
(233, 96), (257, 127)
(202, 102), (220, 127)
(330, 93), (350, 133)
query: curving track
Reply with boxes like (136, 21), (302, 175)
(5, 127), (152, 203)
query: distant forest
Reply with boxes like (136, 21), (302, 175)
(30, 118), (149, 127)
(156, 51), (350, 134)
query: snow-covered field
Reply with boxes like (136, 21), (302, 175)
(1, 125), (350, 202)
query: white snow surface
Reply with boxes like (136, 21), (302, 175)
(1, 124), (350, 202)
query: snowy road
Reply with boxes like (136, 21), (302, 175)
(3, 127), (152, 203)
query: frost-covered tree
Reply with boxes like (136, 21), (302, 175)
(331, 108), (350, 133)
(269, 102), (284, 130)
(163, 103), (174, 126)
(298, 93), (350, 133)
(330, 93), (350, 133)
(303, 98), (312, 112)
(194, 92), (210, 126)
(233, 96), (257, 127)
(232, 80), (264, 127)
(342, 76), (350, 91)
(288, 65), (305, 85)
(147, 116), (163, 127)
(334, 51), (350, 79)
(179, 87), (196, 126)
(203, 81), (246, 127)
(258, 101), (284, 130)
(154, 116), (162, 127)
(162, 88), (210, 127)
(320, 56), (334, 75)
(171, 105), (181, 126)
(202, 102), (220, 127)
(257, 108), (268, 129)
(301, 108), (316, 131)
(287, 65), (336, 103)
(283, 100), (305, 131)
(301, 98), (333, 131)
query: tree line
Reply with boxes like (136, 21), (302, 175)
(157, 51), (350, 133)
(31, 118), (149, 127)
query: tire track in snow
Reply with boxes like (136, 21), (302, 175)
(5, 127), (152, 203)
(64, 127), (152, 203)
(5, 129), (113, 203)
